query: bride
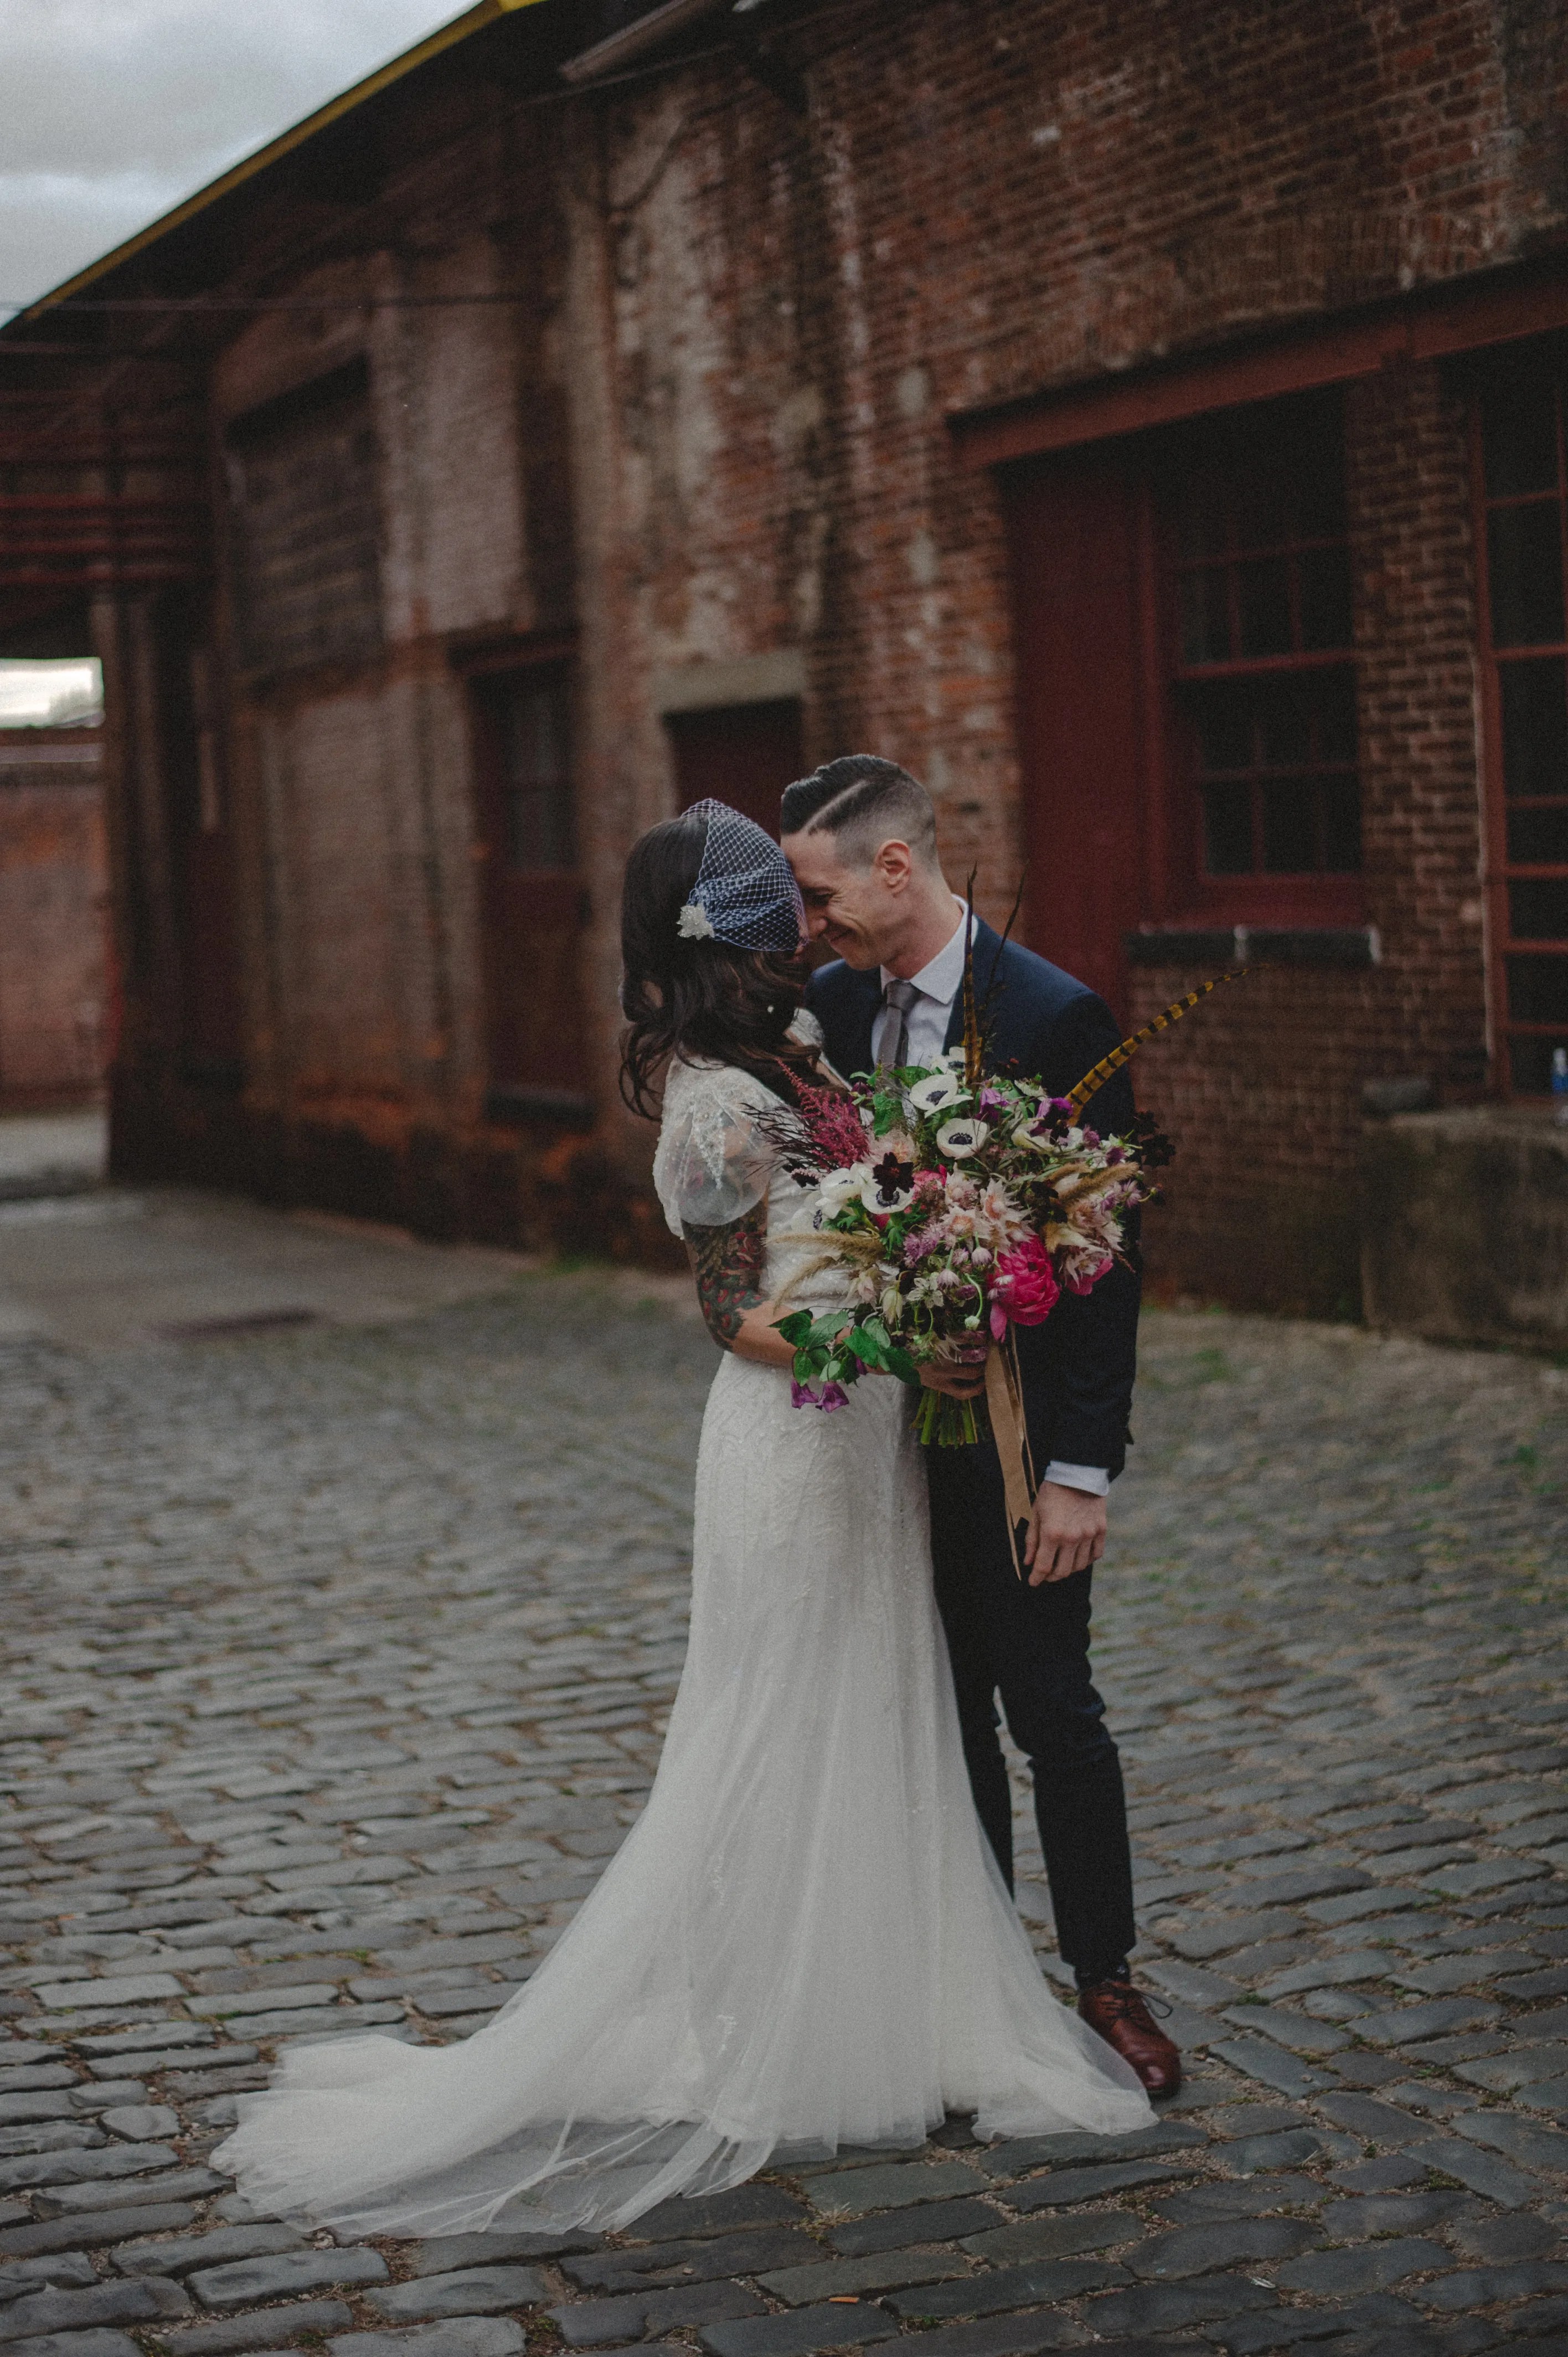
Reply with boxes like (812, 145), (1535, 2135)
(215, 799), (1151, 2237)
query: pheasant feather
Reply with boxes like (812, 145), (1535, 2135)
(1066, 969), (1247, 1115)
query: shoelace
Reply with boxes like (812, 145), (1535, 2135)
(1084, 1980), (1173, 2024)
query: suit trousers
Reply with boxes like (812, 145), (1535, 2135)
(926, 1439), (1137, 1980)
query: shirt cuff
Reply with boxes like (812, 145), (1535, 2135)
(1043, 1460), (1110, 1497)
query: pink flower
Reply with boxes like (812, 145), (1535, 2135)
(794, 1082), (874, 1171)
(988, 1234), (1060, 1339)
(1066, 1254), (1113, 1297)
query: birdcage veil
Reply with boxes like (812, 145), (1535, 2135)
(677, 800), (805, 953)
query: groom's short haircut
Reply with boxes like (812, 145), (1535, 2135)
(779, 755), (940, 870)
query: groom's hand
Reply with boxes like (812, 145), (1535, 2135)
(1024, 1481), (1107, 1586)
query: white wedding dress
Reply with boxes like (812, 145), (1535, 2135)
(215, 1044), (1150, 2235)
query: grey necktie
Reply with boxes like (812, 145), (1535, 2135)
(879, 977), (920, 1071)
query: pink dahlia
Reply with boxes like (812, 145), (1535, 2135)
(988, 1234), (1060, 1338)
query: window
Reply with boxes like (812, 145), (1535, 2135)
(1476, 361), (1568, 1095)
(225, 362), (381, 680)
(469, 661), (590, 1113)
(1162, 395), (1361, 917)
(496, 673), (575, 871)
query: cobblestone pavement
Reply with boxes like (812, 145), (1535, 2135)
(1, 1239), (1567, 2357)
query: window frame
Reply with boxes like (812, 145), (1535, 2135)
(1469, 368), (1568, 1100)
(460, 636), (592, 1113)
(1150, 393), (1366, 928)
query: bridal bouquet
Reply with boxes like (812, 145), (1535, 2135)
(772, 1054), (1167, 1448)
(771, 929), (1240, 1562)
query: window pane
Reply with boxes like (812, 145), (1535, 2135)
(1202, 782), (1254, 873)
(1316, 670), (1358, 764)
(1509, 1034), (1562, 1092)
(1499, 656), (1568, 795)
(1231, 469), (1293, 553)
(1257, 682), (1311, 767)
(1298, 544), (1353, 649)
(1195, 687), (1251, 770)
(1180, 567), (1230, 664)
(1483, 380), (1559, 499)
(1506, 951), (1568, 1021)
(1507, 804), (1568, 863)
(1261, 780), (1318, 872)
(1508, 878), (1568, 939)
(1294, 412), (1349, 538)
(1488, 501), (1566, 646)
(499, 681), (575, 871)
(1177, 492), (1226, 562)
(1236, 556), (1293, 656)
(1321, 776), (1363, 871)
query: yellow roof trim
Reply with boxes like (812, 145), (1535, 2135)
(20, 0), (548, 323)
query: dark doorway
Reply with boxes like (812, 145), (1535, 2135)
(471, 662), (590, 1116)
(665, 698), (803, 838)
(164, 616), (244, 1083)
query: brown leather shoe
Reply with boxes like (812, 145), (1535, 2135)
(1077, 1977), (1182, 2097)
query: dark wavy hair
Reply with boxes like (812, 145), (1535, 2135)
(619, 809), (818, 1118)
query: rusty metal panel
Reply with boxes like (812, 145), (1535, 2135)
(225, 360), (381, 678)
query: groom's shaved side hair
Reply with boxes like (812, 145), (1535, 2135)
(780, 755), (940, 870)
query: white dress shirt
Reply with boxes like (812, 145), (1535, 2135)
(871, 903), (1110, 1501)
(871, 903), (971, 1072)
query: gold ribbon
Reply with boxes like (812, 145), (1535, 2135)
(984, 1330), (1038, 1579)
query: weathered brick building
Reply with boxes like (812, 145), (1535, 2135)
(3, 0), (1567, 1310)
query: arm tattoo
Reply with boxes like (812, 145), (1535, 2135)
(683, 1201), (767, 1350)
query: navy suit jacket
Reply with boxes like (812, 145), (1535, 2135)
(806, 919), (1139, 1480)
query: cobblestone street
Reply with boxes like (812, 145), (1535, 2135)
(1, 1190), (1567, 2357)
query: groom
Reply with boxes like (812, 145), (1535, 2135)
(782, 755), (1179, 2097)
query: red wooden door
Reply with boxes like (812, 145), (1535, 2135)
(471, 665), (589, 1108)
(665, 698), (803, 838)
(1004, 456), (1150, 1021)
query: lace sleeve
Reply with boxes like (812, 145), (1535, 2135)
(652, 1061), (786, 1237)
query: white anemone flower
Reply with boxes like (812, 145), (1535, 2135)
(816, 1162), (873, 1220)
(908, 1072), (969, 1115)
(935, 1116), (991, 1159)
(677, 902), (716, 939)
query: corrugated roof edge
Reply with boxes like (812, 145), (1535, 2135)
(8, 0), (548, 329)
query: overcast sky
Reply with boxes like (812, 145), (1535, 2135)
(0, 0), (467, 313)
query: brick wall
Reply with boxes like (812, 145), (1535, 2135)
(88, 0), (1568, 1291)
(0, 733), (107, 1108)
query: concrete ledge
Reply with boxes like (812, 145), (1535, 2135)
(1127, 925), (1379, 968)
(653, 650), (804, 714)
(1361, 1105), (1568, 1347)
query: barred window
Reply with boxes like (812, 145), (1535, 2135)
(225, 362), (382, 680)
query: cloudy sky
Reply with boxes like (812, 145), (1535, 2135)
(0, 0), (467, 314)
